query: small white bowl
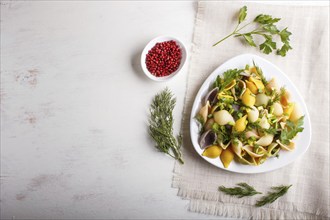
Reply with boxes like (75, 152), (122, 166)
(141, 36), (187, 82)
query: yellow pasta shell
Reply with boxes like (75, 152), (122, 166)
(280, 91), (291, 107)
(284, 103), (295, 118)
(202, 145), (222, 158)
(249, 76), (265, 92)
(234, 115), (247, 132)
(245, 80), (258, 94)
(250, 67), (257, 74)
(224, 80), (236, 91)
(220, 148), (234, 168)
(241, 88), (256, 107)
(289, 103), (303, 122)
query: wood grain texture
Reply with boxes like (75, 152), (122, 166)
(0, 1), (220, 219)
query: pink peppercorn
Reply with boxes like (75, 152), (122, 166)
(145, 40), (182, 77)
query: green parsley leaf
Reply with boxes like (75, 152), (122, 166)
(263, 24), (279, 34)
(242, 33), (256, 47)
(280, 116), (304, 145)
(254, 14), (281, 24)
(238, 6), (247, 24)
(279, 27), (292, 43)
(220, 69), (243, 92)
(260, 38), (277, 54)
(277, 42), (292, 57)
(276, 28), (292, 56)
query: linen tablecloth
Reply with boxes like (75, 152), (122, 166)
(173, 1), (329, 219)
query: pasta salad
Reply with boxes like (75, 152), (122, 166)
(196, 63), (304, 168)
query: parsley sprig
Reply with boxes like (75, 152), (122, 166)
(213, 6), (292, 56)
(280, 116), (304, 145)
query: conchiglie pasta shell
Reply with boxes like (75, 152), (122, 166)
(231, 139), (243, 158)
(259, 116), (270, 129)
(241, 88), (256, 107)
(289, 103), (303, 122)
(220, 141), (231, 150)
(224, 80), (236, 91)
(255, 134), (274, 146)
(245, 80), (258, 94)
(249, 67), (257, 74)
(247, 106), (259, 123)
(283, 103), (295, 119)
(199, 101), (210, 123)
(220, 148), (234, 168)
(237, 79), (246, 98)
(276, 140), (295, 151)
(202, 145), (222, 158)
(234, 115), (247, 132)
(255, 93), (269, 107)
(245, 130), (260, 139)
(273, 102), (283, 116)
(266, 78), (279, 91)
(280, 91), (291, 107)
(242, 146), (265, 158)
(267, 143), (280, 157)
(204, 118), (215, 131)
(236, 156), (257, 166)
(249, 76), (265, 92)
(213, 110), (234, 125)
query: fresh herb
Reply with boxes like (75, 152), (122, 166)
(195, 114), (205, 126)
(219, 183), (262, 198)
(280, 116), (304, 145)
(219, 69), (244, 92)
(195, 115), (205, 135)
(149, 88), (184, 164)
(218, 183), (292, 207)
(213, 6), (292, 56)
(255, 185), (292, 207)
(212, 123), (232, 144)
(263, 127), (279, 135)
(267, 90), (281, 106)
(248, 121), (278, 135)
(253, 61), (268, 85)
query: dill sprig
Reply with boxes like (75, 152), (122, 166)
(219, 183), (262, 198)
(149, 88), (184, 164)
(255, 184), (292, 207)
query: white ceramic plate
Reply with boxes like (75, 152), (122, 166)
(190, 54), (312, 174)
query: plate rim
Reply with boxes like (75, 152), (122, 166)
(189, 53), (312, 174)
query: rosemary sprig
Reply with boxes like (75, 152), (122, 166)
(255, 184), (292, 207)
(219, 183), (262, 198)
(149, 88), (184, 164)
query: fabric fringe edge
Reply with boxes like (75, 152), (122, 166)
(189, 199), (330, 220)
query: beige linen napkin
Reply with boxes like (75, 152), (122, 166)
(173, 1), (329, 219)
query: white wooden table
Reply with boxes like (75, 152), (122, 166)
(0, 1), (326, 219)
